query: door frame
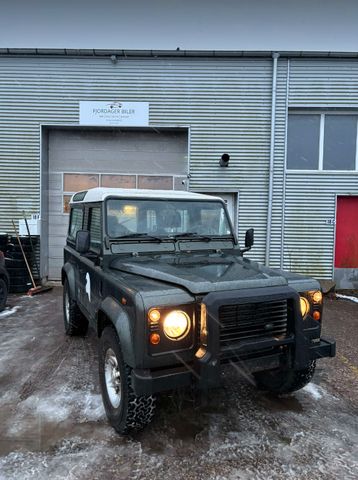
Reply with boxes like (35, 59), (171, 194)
(333, 193), (358, 284)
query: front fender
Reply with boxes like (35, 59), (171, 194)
(98, 296), (135, 367)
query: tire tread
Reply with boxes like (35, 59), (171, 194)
(99, 326), (156, 434)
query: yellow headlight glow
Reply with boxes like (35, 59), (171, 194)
(311, 290), (323, 304)
(148, 308), (161, 323)
(300, 296), (310, 318)
(163, 310), (190, 340)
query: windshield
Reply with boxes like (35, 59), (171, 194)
(106, 198), (233, 239)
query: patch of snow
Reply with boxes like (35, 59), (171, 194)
(19, 389), (105, 424)
(302, 383), (323, 400)
(0, 438), (140, 480)
(0, 306), (20, 318)
(336, 293), (358, 304)
(81, 393), (106, 421)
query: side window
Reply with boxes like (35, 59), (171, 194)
(287, 114), (320, 170)
(68, 207), (83, 241)
(323, 115), (357, 170)
(288, 113), (358, 171)
(89, 207), (101, 251)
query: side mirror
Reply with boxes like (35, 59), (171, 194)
(75, 230), (90, 254)
(245, 228), (254, 249)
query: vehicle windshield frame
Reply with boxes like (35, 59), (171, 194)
(104, 196), (236, 243)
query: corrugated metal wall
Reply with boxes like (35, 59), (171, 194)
(283, 59), (358, 278)
(0, 56), (273, 265)
(2, 54), (358, 280)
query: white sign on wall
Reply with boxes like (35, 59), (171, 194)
(79, 101), (149, 126)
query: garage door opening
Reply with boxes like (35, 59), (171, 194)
(41, 126), (189, 280)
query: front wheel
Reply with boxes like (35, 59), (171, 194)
(254, 360), (316, 394)
(99, 326), (156, 434)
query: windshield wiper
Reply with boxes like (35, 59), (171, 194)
(112, 233), (163, 242)
(172, 232), (212, 242)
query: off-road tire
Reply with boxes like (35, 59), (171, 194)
(254, 360), (316, 394)
(0, 277), (8, 312)
(99, 326), (156, 434)
(63, 278), (88, 336)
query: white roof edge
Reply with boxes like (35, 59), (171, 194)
(70, 187), (223, 204)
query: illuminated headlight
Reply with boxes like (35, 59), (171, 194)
(300, 296), (310, 318)
(163, 310), (190, 340)
(309, 290), (323, 304)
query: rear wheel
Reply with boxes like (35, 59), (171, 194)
(63, 278), (88, 336)
(0, 278), (8, 312)
(254, 360), (316, 394)
(99, 326), (156, 434)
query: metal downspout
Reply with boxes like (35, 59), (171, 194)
(265, 52), (280, 266)
(280, 59), (290, 269)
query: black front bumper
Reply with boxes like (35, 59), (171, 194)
(131, 336), (336, 396)
(309, 336), (336, 360)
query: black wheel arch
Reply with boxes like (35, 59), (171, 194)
(97, 296), (136, 368)
(62, 263), (76, 297)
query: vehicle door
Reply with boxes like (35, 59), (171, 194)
(77, 204), (103, 325)
(66, 206), (85, 304)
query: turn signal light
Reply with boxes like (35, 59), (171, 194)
(150, 333), (161, 345)
(313, 310), (321, 321)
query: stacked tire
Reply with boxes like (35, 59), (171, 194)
(0, 233), (7, 254)
(4, 236), (38, 294)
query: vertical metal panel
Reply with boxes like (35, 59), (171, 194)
(0, 56), (273, 266)
(284, 59), (358, 279)
(289, 59), (358, 107)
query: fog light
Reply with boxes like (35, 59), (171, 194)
(163, 310), (190, 340)
(300, 297), (310, 318)
(313, 310), (321, 321)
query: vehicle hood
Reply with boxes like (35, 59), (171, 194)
(109, 251), (300, 295)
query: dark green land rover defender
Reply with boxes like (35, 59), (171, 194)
(62, 187), (335, 434)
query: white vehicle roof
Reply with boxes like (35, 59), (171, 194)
(70, 187), (223, 204)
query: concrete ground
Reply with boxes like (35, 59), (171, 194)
(0, 288), (357, 480)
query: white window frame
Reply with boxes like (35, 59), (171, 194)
(288, 111), (358, 173)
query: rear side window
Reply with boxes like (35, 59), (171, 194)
(68, 207), (83, 240)
(89, 207), (101, 250)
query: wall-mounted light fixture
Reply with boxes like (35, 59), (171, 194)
(220, 153), (230, 167)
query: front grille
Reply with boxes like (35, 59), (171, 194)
(219, 299), (288, 346)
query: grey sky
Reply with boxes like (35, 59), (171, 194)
(0, 0), (357, 52)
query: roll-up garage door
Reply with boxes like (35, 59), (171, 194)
(47, 128), (188, 280)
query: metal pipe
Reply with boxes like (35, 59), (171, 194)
(265, 52), (280, 266)
(280, 59), (290, 269)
